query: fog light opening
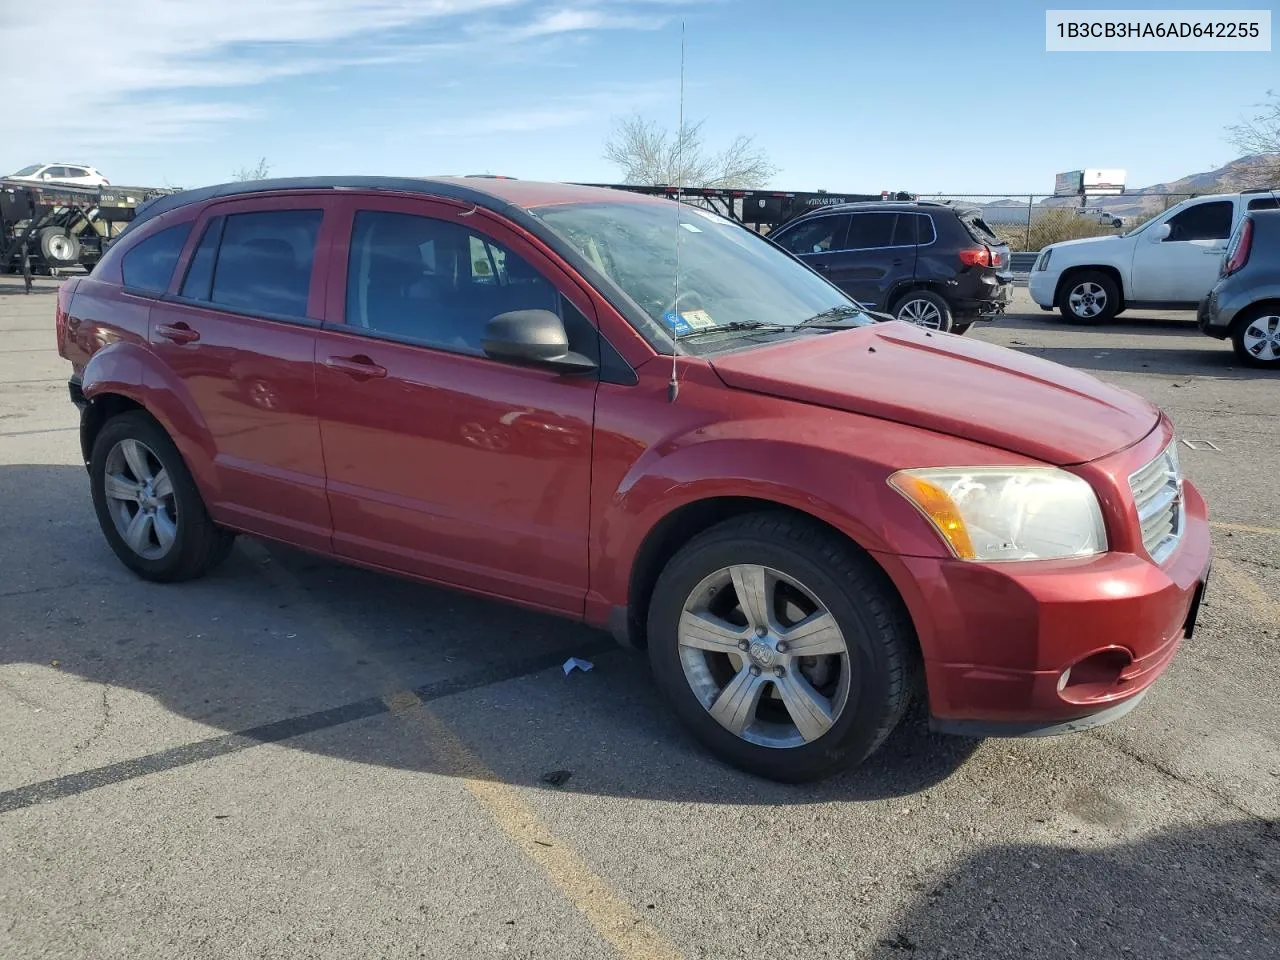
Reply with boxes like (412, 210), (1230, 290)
(1058, 648), (1134, 703)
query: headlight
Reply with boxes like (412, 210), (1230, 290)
(1036, 248), (1053, 271)
(888, 467), (1107, 561)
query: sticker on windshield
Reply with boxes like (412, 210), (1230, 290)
(662, 311), (693, 335)
(680, 309), (716, 329)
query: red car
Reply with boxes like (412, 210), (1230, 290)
(55, 177), (1212, 782)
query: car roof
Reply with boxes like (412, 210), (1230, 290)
(127, 176), (667, 232)
(781, 199), (975, 225)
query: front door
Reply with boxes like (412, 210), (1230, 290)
(1130, 198), (1234, 302)
(147, 194), (336, 552)
(313, 195), (598, 614)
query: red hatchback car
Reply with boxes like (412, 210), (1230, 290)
(55, 177), (1212, 782)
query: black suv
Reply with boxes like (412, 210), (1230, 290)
(768, 201), (1014, 334)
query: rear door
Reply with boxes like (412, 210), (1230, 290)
(311, 193), (600, 614)
(147, 193), (337, 551)
(823, 212), (915, 310)
(1130, 198), (1234, 302)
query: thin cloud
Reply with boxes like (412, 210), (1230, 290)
(1, 0), (696, 162)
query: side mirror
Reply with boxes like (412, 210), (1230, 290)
(1151, 223), (1172, 242)
(482, 310), (597, 375)
(41, 172), (52, 180)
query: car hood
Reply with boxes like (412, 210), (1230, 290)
(707, 323), (1159, 466)
(1047, 234), (1129, 253)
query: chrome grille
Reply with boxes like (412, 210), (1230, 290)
(1128, 442), (1184, 564)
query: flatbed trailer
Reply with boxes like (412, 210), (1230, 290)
(578, 183), (916, 230)
(0, 179), (176, 291)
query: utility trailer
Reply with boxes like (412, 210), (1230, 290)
(578, 183), (916, 231)
(0, 179), (175, 291)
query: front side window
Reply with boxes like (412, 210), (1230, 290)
(345, 210), (560, 355)
(1165, 201), (1233, 242)
(121, 222), (194, 294)
(536, 201), (870, 349)
(208, 210), (322, 318)
(773, 216), (848, 255)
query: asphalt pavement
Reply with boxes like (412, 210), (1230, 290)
(1, 278), (1276, 959)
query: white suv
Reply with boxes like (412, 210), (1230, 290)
(5, 163), (109, 189)
(1029, 190), (1279, 322)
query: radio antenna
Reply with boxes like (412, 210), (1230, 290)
(668, 20), (686, 403)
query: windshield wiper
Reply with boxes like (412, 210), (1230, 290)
(675, 320), (790, 340)
(794, 305), (866, 328)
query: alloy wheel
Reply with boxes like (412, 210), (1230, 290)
(677, 564), (852, 748)
(102, 438), (179, 560)
(897, 297), (945, 329)
(1068, 281), (1108, 319)
(1242, 314), (1280, 363)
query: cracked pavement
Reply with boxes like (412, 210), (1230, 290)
(0, 277), (1277, 959)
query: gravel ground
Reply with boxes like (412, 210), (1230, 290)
(1, 277), (1276, 960)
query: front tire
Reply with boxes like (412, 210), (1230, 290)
(646, 512), (917, 783)
(89, 411), (235, 582)
(1057, 271), (1120, 324)
(1231, 307), (1280, 367)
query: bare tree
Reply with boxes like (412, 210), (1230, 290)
(603, 115), (778, 189)
(1225, 91), (1280, 186)
(231, 158), (271, 182)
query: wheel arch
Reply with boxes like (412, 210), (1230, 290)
(1053, 264), (1126, 311)
(616, 496), (916, 655)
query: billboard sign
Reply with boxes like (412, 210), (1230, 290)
(1055, 168), (1126, 196)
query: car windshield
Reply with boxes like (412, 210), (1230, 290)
(10, 164), (43, 177)
(533, 200), (871, 347)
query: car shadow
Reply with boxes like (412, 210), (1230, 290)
(990, 312), (1274, 379)
(865, 820), (1279, 958)
(0, 463), (980, 809)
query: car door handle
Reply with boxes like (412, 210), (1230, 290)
(155, 321), (200, 344)
(891, 258), (904, 266)
(324, 354), (387, 379)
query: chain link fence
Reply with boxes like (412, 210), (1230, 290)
(914, 193), (1200, 252)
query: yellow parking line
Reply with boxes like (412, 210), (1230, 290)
(1211, 521), (1280, 537)
(1214, 559), (1280, 626)
(241, 540), (684, 960)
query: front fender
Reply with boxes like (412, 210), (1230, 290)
(591, 423), (992, 608)
(81, 341), (220, 500)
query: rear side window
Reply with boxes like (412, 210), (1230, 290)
(208, 210), (323, 318)
(775, 216), (848, 255)
(845, 213), (896, 249)
(121, 222), (193, 295)
(890, 215), (916, 246)
(917, 215), (937, 244)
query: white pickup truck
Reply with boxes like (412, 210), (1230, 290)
(1029, 189), (1279, 322)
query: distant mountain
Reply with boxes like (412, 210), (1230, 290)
(1040, 155), (1279, 218)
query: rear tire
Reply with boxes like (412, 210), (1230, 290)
(646, 512), (918, 783)
(892, 290), (953, 332)
(1231, 306), (1280, 368)
(1057, 270), (1119, 324)
(89, 411), (235, 582)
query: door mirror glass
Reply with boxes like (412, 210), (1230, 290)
(482, 310), (597, 374)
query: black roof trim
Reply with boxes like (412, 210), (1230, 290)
(127, 176), (525, 232)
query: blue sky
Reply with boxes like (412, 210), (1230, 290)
(3, 0), (1275, 194)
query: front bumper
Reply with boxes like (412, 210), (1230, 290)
(876, 480), (1212, 736)
(1027, 269), (1056, 307)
